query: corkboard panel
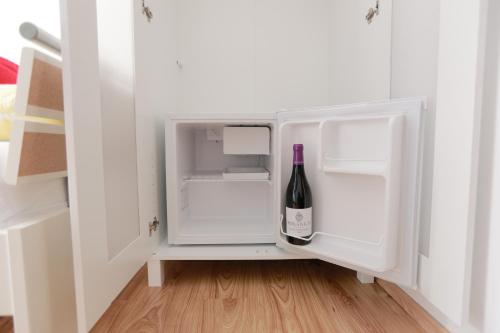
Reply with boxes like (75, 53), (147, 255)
(18, 132), (67, 176)
(27, 59), (64, 112)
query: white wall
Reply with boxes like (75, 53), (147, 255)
(175, 0), (392, 114)
(330, 0), (392, 105)
(469, 0), (500, 331)
(0, 0), (60, 63)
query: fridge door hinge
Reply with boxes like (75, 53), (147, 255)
(149, 216), (159, 236)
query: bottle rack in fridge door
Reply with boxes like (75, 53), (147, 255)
(276, 99), (424, 287)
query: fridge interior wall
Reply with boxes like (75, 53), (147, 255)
(171, 123), (275, 244)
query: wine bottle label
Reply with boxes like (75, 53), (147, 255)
(286, 207), (312, 237)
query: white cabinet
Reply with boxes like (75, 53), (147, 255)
(59, 0), (438, 331)
(160, 98), (424, 287)
(59, 0), (487, 330)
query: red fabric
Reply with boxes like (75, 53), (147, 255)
(0, 57), (18, 84)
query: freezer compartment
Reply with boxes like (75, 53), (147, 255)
(176, 123), (273, 181)
(168, 121), (275, 245)
(223, 126), (270, 155)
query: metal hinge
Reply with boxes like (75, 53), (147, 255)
(149, 216), (159, 236)
(366, 0), (380, 24)
(141, 0), (153, 22)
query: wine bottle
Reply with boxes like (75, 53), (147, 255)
(285, 144), (312, 245)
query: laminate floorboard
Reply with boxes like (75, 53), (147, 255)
(90, 260), (438, 333)
(0, 316), (14, 333)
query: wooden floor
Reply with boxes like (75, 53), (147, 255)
(89, 260), (436, 333)
(0, 316), (14, 333)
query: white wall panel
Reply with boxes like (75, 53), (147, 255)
(174, 0), (392, 114)
(390, 0), (440, 257)
(177, 0), (256, 114)
(424, 0), (487, 325)
(329, 0), (392, 104)
(255, 0), (331, 112)
(470, 1), (500, 331)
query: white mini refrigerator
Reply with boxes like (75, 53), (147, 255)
(159, 98), (424, 287)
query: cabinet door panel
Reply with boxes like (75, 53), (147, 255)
(61, 1), (155, 331)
